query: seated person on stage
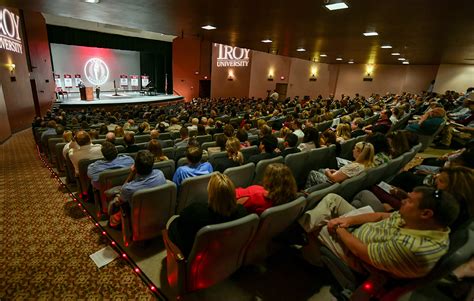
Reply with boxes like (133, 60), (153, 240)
(87, 141), (134, 189)
(236, 163), (297, 214)
(108, 150), (167, 228)
(214, 137), (244, 173)
(167, 173), (248, 257)
(68, 130), (103, 176)
(122, 132), (140, 153)
(281, 133), (300, 157)
(172, 146), (213, 186)
(248, 135), (279, 164)
(305, 142), (374, 188)
(299, 187), (459, 279)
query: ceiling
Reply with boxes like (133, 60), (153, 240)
(5, 0), (474, 65)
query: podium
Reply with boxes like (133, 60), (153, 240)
(79, 87), (94, 101)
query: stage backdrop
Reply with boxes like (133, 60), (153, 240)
(50, 43), (140, 92)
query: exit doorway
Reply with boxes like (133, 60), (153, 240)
(275, 83), (288, 101)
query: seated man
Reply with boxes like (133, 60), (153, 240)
(87, 141), (134, 189)
(68, 130), (103, 176)
(175, 127), (190, 148)
(281, 133), (300, 157)
(108, 150), (167, 228)
(122, 132), (140, 153)
(173, 146), (213, 186)
(248, 135), (279, 164)
(299, 187), (459, 279)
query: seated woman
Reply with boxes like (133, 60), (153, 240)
(297, 127), (320, 152)
(236, 163), (297, 215)
(335, 123), (351, 143)
(387, 130), (410, 158)
(167, 173), (248, 257)
(214, 137), (244, 172)
(147, 139), (168, 162)
(236, 128), (251, 148)
(366, 133), (391, 166)
(320, 128), (337, 147)
(305, 142), (375, 188)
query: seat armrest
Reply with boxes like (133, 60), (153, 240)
(105, 185), (122, 198)
(163, 229), (187, 294)
(121, 202), (132, 245)
(162, 230), (185, 261)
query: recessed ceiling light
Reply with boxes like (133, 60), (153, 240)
(325, 2), (349, 10)
(402, 61), (409, 64)
(348, 60), (354, 64)
(296, 48), (306, 52)
(381, 45), (392, 49)
(391, 52), (400, 56)
(363, 31), (378, 37)
(320, 54), (328, 57)
(398, 58), (406, 61)
(84, 0), (100, 3)
(201, 25), (216, 30)
(261, 39), (272, 43)
(336, 57), (343, 61)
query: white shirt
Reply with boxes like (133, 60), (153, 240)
(69, 144), (103, 176)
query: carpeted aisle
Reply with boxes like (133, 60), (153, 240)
(0, 130), (155, 300)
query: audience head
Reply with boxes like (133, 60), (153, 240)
(186, 146), (203, 164)
(124, 132), (135, 146)
(114, 126), (124, 137)
(63, 130), (73, 142)
(353, 142), (375, 167)
(47, 120), (57, 129)
(352, 117), (365, 130)
(302, 126), (320, 147)
(262, 163), (297, 206)
(75, 130), (91, 146)
(134, 150), (154, 176)
(180, 126), (189, 139)
(400, 187), (459, 228)
(223, 124), (235, 138)
(101, 141), (118, 161)
(320, 128), (336, 146)
(105, 132), (116, 144)
(150, 129), (160, 140)
(215, 134), (228, 151)
(259, 124), (272, 138)
(225, 137), (243, 164)
(197, 124), (206, 135)
(437, 166), (474, 217)
(387, 131), (410, 157)
(236, 128), (248, 143)
(99, 124), (108, 135)
(147, 139), (165, 161)
(285, 133), (298, 148)
(336, 123), (351, 140)
(260, 135), (278, 153)
(207, 173), (237, 217)
(366, 133), (390, 155)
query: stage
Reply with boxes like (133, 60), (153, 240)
(56, 91), (184, 109)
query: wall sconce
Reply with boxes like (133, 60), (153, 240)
(364, 64), (374, 81)
(227, 70), (234, 81)
(267, 74), (274, 81)
(7, 63), (15, 74)
(309, 73), (317, 81)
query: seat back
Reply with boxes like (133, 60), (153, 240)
(244, 197), (306, 265)
(307, 144), (338, 171)
(285, 151), (311, 190)
(223, 163), (255, 188)
(153, 160), (175, 180)
(305, 183), (340, 210)
(383, 155), (405, 181)
(78, 157), (102, 198)
(174, 146), (188, 161)
(339, 135), (366, 161)
(364, 163), (388, 189)
(418, 120), (446, 151)
(208, 151), (228, 168)
(241, 145), (259, 163)
(338, 171), (368, 200)
(48, 138), (65, 166)
(176, 172), (215, 213)
(135, 135), (150, 144)
(162, 147), (175, 160)
(184, 214), (260, 293)
(55, 142), (67, 172)
(124, 181), (177, 243)
(160, 139), (174, 148)
(253, 156), (284, 184)
(196, 134), (212, 145)
(158, 132), (172, 140)
(201, 141), (217, 151)
(97, 167), (130, 214)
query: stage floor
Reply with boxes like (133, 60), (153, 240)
(56, 92), (183, 108)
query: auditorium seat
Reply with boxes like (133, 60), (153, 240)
(47, 137), (64, 167)
(253, 156), (284, 184)
(305, 183), (341, 211)
(153, 160), (175, 180)
(77, 157), (103, 200)
(163, 213), (259, 295)
(208, 151), (228, 169)
(285, 151), (310, 190)
(122, 181), (177, 244)
(158, 132), (172, 140)
(339, 135), (366, 161)
(176, 172), (215, 213)
(201, 141), (217, 151)
(196, 134), (212, 145)
(244, 196), (306, 265)
(241, 145), (259, 163)
(364, 163), (388, 189)
(337, 171), (368, 201)
(418, 121), (446, 152)
(223, 163), (255, 188)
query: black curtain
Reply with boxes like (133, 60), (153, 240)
(47, 25), (173, 94)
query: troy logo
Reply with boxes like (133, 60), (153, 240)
(215, 43), (250, 67)
(84, 58), (109, 86)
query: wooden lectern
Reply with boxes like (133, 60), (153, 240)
(79, 87), (94, 101)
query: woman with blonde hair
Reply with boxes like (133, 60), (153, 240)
(167, 173), (248, 257)
(114, 126), (125, 138)
(214, 137), (244, 172)
(305, 142), (374, 188)
(147, 139), (168, 162)
(236, 163), (297, 214)
(336, 123), (351, 142)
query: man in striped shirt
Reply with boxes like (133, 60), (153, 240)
(299, 187), (459, 278)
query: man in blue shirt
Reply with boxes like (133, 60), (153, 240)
(109, 150), (167, 228)
(173, 146), (213, 186)
(87, 141), (134, 189)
